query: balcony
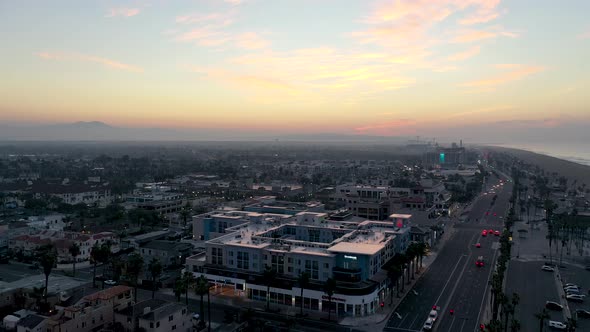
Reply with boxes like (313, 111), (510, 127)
(332, 266), (362, 283)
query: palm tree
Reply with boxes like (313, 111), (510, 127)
(195, 275), (209, 327)
(297, 272), (310, 316)
(68, 243), (80, 277)
(415, 242), (428, 271)
(174, 278), (185, 302)
(126, 253), (144, 302)
(90, 244), (103, 288)
(324, 277), (337, 321)
(534, 308), (549, 332)
(510, 319), (521, 332)
(387, 266), (402, 301)
(38, 246), (56, 306)
(180, 202), (192, 231)
(405, 244), (417, 279)
(181, 271), (196, 305)
(262, 265), (276, 311)
(147, 258), (163, 299)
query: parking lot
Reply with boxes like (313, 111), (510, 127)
(505, 261), (563, 331)
(558, 265), (590, 330)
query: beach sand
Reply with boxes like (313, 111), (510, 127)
(487, 146), (590, 187)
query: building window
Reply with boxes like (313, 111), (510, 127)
(271, 255), (285, 274)
(150, 323), (154, 328)
(169, 315), (174, 321)
(237, 252), (249, 269)
(172, 325), (177, 330)
(305, 260), (319, 279)
(156, 322), (160, 327)
(211, 247), (223, 265)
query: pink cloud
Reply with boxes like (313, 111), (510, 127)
(36, 52), (143, 73)
(106, 8), (140, 18)
(354, 119), (417, 136)
(577, 31), (590, 39)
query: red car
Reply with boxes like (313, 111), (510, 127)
(493, 213), (497, 216)
(475, 243), (481, 248)
(485, 212), (489, 216)
(476, 256), (484, 267)
(488, 229), (494, 233)
(482, 230), (487, 236)
(494, 231), (500, 236)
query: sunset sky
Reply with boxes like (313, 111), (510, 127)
(1, 0), (589, 141)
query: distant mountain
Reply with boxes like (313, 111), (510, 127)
(0, 121), (410, 142)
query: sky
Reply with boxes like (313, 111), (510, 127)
(1, 0), (589, 143)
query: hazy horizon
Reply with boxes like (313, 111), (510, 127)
(1, 1), (589, 145)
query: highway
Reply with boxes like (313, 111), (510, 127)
(384, 173), (512, 332)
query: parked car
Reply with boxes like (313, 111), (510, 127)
(547, 320), (567, 330)
(545, 301), (564, 311)
(566, 294), (585, 302)
(542, 265), (555, 272)
(104, 280), (117, 286)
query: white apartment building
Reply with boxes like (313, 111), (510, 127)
(187, 212), (411, 317)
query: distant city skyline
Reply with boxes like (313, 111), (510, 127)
(1, 0), (589, 142)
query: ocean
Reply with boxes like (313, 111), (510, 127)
(496, 143), (590, 166)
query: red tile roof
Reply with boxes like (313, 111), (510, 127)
(83, 285), (132, 301)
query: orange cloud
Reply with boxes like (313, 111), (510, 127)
(37, 52), (143, 73)
(461, 64), (544, 88)
(447, 45), (481, 61)
(106, 8), (140, 18)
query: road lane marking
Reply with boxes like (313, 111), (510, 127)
(474, 245), (499, 331)
(434, 254), (467, 306)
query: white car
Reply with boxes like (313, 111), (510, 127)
(428, 310), (438, 321)
(564, 283), (578, 287)
(567, 294), (585, 302)
(564, 286), (580, 292)
(423, 318), (434, 331)
(541, 265), (555, 272)
(547, 320), (567, 330)
(104, 280), (117, 285)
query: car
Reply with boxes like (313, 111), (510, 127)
(547, 320), (567, 330)
(494, 230), (500, 236)
(564, 286), (580, 292)
(423, 318), (434, 331)
(545, 301), (564, 311)
(476, 256), (484, 267)
(485, 212), (490, 216)
(493, 213), (497, 216)
(428, 310), (438, 321)
(566, 290), (581, 296)
(482, 230), (488, 236)
(567, 294), (585, 302)
(576, 309), (590, 318)
(104, 280), (117, 286)
(475, 243), (481, 248)
(488, 229), (494, 233)
(542, 265), (555, 272)
(564, 283), (578, 287)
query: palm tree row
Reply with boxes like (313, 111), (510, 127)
(381, 241), (428, 302)
(486, 167), (520, 331)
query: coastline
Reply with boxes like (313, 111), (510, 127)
(485, 146), (590, 186)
